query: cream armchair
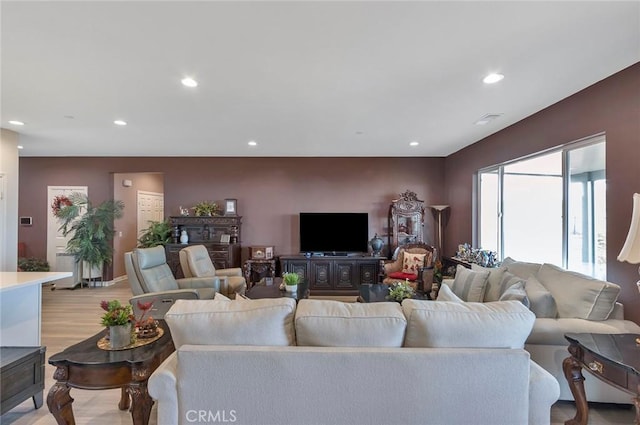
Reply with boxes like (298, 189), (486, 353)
(179, 245), (247, 298)
(382, 243), (436, 292)
(125, 246), (221, 318)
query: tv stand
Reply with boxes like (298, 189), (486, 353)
(280, 255), (384, 295)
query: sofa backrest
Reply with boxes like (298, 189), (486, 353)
(175, 345), (531, 425)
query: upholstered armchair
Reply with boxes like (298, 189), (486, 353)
(125, 246), (221, 318)
(382, 243), (436, 292)
(179, 245), (247, 298)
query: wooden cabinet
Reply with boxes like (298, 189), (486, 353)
(1, 347), (45, 415)
(166, 216), (242, 278)
(243, 259), (278, 286)
(280, 256), (383, 295)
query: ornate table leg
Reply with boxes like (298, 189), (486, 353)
(47, 366), (75, 425)
(563, 355), (588, 425)
(118, 385), (130, 410)
(127, 366), (154, 425)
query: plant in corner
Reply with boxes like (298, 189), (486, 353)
(137, 219), (172, 248)
(56, 192), (124, 283)
(192, 200), (220, 217)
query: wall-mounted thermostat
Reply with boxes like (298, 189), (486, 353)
(20, 216), (33, 226)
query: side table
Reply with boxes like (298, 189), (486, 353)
(243, 258), (277, 288)
(1, 346), (46, 415)
(563, 333), (640, 425)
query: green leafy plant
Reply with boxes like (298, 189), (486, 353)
(387, 280), (415, 302)
(137, 220), (171, 248)
(192, 201), (220, 216)
(282, 272), (300, 286)
(99, 300), (133, 327)
(57, 192), (125, 279)
(18, 257), (50, 272)
(433, 260), (443, 284)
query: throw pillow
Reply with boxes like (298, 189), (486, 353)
(436, 283), (464, 302)
(498, 282), (530, 308)
(388, 271), (418, 280)
(213, 292), (231, 301)
(402, 299), (535, 348)
(502, 257), (542, 279)
(449, 265), (490, 302)
(536, 263), (620, 320)
(524, 275), (557, 318)
(402, 253), (426, 275)
(472, 264), (507, 302)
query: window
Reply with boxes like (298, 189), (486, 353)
(478, 135), (606, 278)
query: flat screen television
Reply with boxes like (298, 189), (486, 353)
(299, 212), (369, 255)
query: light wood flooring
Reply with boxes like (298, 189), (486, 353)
(1, 281), (636, 424)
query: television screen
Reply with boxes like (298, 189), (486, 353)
(299, 212), (369, 254)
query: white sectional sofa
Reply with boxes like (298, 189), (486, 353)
(440, 258), (640, 404)
(149, 297), (559, 425)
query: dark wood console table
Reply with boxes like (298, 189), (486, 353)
(280, 255), (383, 295)
(563, 333), (640, 425)
(47, 321), (174, 425)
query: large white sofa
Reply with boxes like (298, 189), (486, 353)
(440, 258), (640, 404)
(149, 297), (559, 425)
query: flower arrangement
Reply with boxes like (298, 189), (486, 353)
(134, 300), (159, 338)
(51, 195), (72, 217)
(192, 201), (220, 216)
(387, 280), (415, 302)
(100, 300), (133, 327)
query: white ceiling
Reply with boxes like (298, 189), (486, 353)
(2, 1), (639, 157)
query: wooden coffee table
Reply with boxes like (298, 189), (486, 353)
(47, 320), (174, 425)
(357, 283), (431, 302)
(245, 277), (309, 300)
(563, 333), (640, 425)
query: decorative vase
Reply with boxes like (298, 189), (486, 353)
(109, 323), (132, 349)
(180, 230), (189, 244)
(369, 233), (384, 256)
(285, 284), (297, 293)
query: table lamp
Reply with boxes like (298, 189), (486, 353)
(617, 193), (640, 294)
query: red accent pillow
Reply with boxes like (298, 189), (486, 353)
(388, 271), (418, 280)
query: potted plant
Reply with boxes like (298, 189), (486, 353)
(387, 280), (415, 302)
(56, 192), (124, 283)
(192, 201), (220, 217)
(17, 257), (50, 272)
(137, 220), (171, 248)
(282, 272), (300, 293)
(100, 300), (134, 349)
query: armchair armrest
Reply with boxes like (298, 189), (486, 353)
(215, 267), (243, 277)
(148, 352), (179, 425)
(130, 289), (199, 319)
(176, 276), (221, 290)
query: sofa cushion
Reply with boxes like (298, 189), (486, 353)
(295, 299), (406, 347)
(524, 275), (557, 318)
(536, 263), (620, 320)
(449, 265), (489, 302)
(436, 283), (463, 302)
(472, 264), (507, 302)
(402, 299), (535, 348)
(502, 257), (542, 279)
(527, 318), (640, 345)
(402, 253), (426, 275)
(498, 282), (530, 308)
(165, 298), (296, 348)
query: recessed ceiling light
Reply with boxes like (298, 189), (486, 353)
(248, 140), (257, 147)
(8, 120), (24, 126)
(114, 120), (127, 126)
(181, 77), (198, 88)
(17, 145), (24, 150)
(410, 141), (419, 146)
(483, 73), (504, 84)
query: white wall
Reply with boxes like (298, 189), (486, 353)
(0, 129), (19, 271)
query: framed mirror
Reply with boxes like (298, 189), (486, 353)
(389, 190), (425, 256)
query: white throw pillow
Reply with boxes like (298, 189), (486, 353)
(402, 299), (535, 348)
(498, 282), (530, 308)
(436, 283), (464, 302)
(536, 263), (620, 320)
(295, 299), (406, 347)
(450, 265), (489, 302)
(472, 264), (507, 302)
(502, 257), (542, 280)
(166, 298), (297, 348)
(524, 275), (557, 318)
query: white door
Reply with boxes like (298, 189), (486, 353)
(47, 186), (88, 271)
(137, 191), (164, 239)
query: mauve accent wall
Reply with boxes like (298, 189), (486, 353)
(19, 157), (445, 280)
(444, 62), (640, 324)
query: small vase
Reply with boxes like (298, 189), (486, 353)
(285, 284), (297, 293)
(109, 323), (132, 349)
(180, 230), (189, 244)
